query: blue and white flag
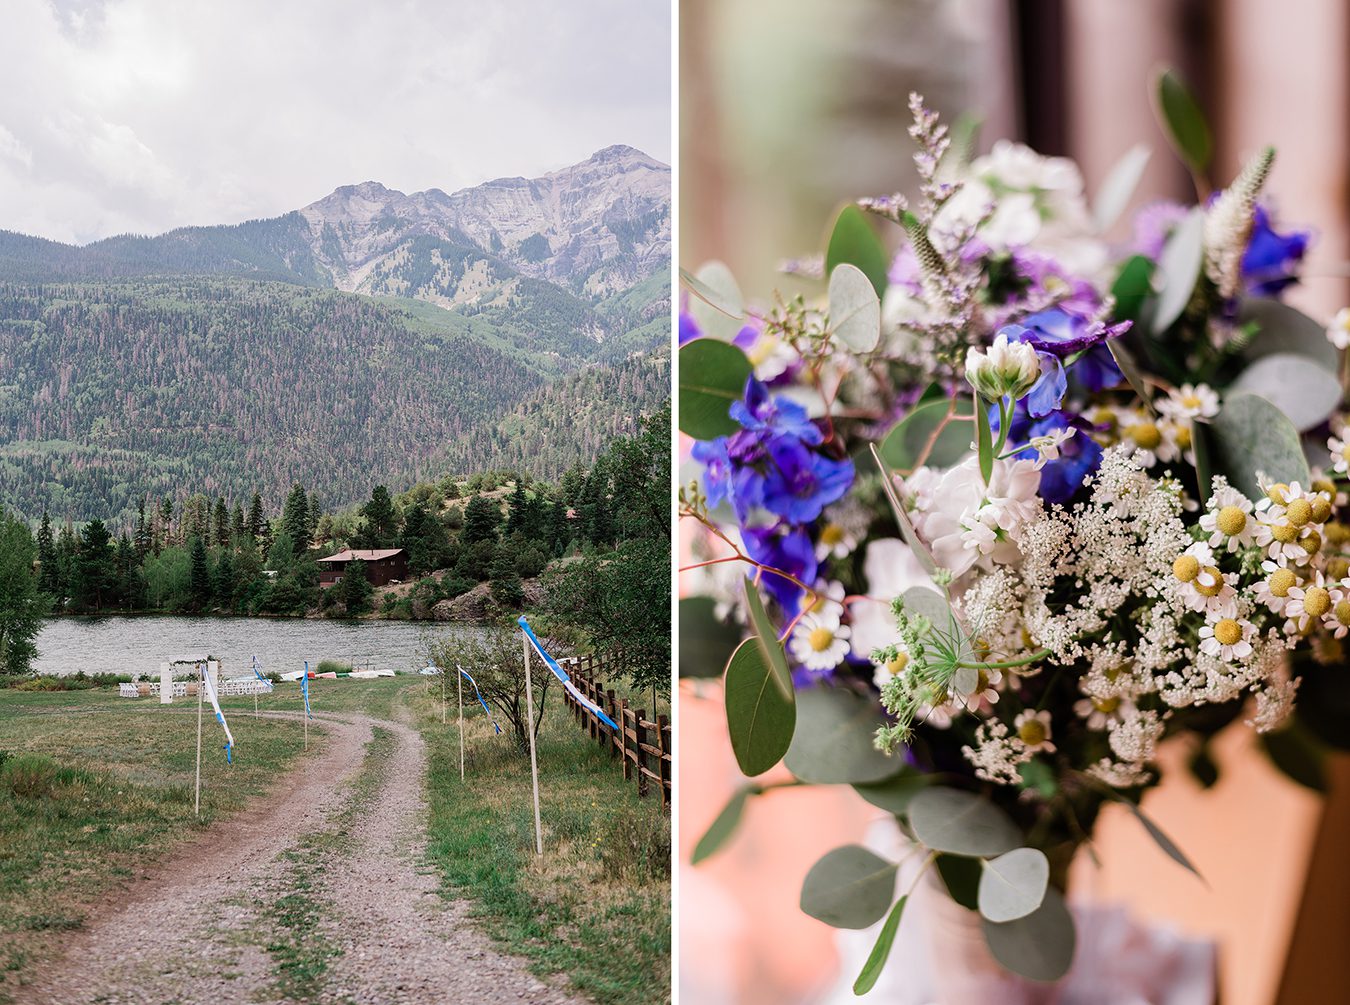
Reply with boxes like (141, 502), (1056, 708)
(517, 617), (617, 730)
(300, 660), (312, 719)
(251, 655), (274, 692)
(201, 663), (236, 764)
(456, 664), (503, 735)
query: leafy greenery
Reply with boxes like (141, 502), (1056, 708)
(0, 511), (45, 676)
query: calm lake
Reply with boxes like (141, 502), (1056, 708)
(33, 616), (474, 678)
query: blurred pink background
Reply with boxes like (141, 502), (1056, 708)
(679, 1), (1350, 1002)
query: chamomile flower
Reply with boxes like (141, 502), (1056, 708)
(1284, 572), (1332, 634)
(1327, 307), (1350, 350)
(1253, 560), (1299, 614)
(1122, 419), (1164, 467)
(788, 615), (852, 672)
(954, 667), (1003, 708)
(815, 521), (858, 560)
(1327, 432), (1350, 476)
(1013, 709), (1056, 753)
(1199, 486), (1257, 551)
(1159, 383), (1220, 422)
(801, 580), (847, 623)
(1199, 616), (1256, 661)
(1317, 580), (1350, 638)
(1175, 560), (1239, 619)
(1073, 694), (1133, 730)
(871, 645), (910, 691)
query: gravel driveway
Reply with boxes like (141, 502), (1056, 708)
(18, 709), (583, 1005)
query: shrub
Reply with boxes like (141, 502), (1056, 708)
(314, 660), (351, 675)
(2, 754), (59, 799)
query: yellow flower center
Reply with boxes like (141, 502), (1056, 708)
(1172, 555), (1200, 582)
(885, 652), (909, 675)
(1286, 498), (1314, 527)
(1269, 568), (1297, 597)
(819, 523), (845, 546)
(1329, 557), (1350, 580)
(1327, 522), (1350, 545)
(1271, 523), (1300, 543)
(1018, 719), (1048, 746)
(1128, 423), (1162, 450)
(1313, 478), (1338, 496)
(1181, 394), (1202, 410)
(1091, 409), (1118, 433)
(1335, 601), (1350, 625)
(1304, 587), (1332, 618)
(1174, 426), (1192, 450)
(1214, 618), (1243, 646)
(1216, 506), (1248, 536)
(1267, 483), (1290, 505)
(1311, 497), (1333, 524)
(1301, 531), (1323, 556)
(1194, 567), (1225, 597)
(1091, 696), (1120, 714)
(808, 627), (835, 652)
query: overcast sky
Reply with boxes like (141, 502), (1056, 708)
(0, 0), (670, 244)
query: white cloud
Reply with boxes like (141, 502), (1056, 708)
(0, 0), (671, 243)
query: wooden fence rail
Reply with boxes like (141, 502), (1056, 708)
(559, 653), (671, 808)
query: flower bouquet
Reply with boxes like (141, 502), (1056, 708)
(680, 71), (1349, 994)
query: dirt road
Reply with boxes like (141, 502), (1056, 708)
(19, 710), (581, 1005)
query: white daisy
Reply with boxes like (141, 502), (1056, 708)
(788, 615), (852, 672)
(801, 580), (847, 624)
(1159, 383), (1220, 422)
(1327, 433), (1350, 477)
(1320, 580), (1350, 639)
(1284, 573), (1332, 634)
(815, 521), (858, 561)
(1199, 616), (1256, 661)
(1199, 486), (1257, 551)
(1253, 560), (1299, 614)
(1178, 564), (1239, 619)
(1014, 709), (1056, 753)
(954, 667), (1003, 708)
(1073, 695), (1133, 731)
(1327, 307), (1350, 350)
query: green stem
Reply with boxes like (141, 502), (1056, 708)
(955, 648), (1051, 671)
(993, 396), (1011, 456)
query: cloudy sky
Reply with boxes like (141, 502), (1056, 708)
(0, 0), (670, 244)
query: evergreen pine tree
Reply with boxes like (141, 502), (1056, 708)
(462, 495), (501, 546)
(231, 503), (246, 543)
(189, 537), (213, 611)
(281, 484), (309, 556)
(213, 497), (230, 548)
(36, 511), (58, 598)
(213, 548), (236, 612)
(504, 480), (528, 536)
(160, 498), (175, 546)
(360, 485), (398, 547)
(73, 519), (116, 612)
(134, 497), (151, 558)
(247, 493), (265, 541)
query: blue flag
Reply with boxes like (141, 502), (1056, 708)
(517, 616), (617, 730)
(457, 665), (503, 735)
(201, 663), (236, 764)
(252, 655), (274, 692)
(300, 661), (312, 719)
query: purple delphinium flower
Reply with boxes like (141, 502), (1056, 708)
(998, 308), (1129, 416)
(743, 523), (818, 615)
(1132, 201), (1190, 260)
(679, 310), (701, 345)
(1242, 204), (1311, 297)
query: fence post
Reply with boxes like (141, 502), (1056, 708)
(657, 714), (671, 808)
(635, 709), (649, 799)
(619, 699), (632, 782)
(606, 689), (618, 758)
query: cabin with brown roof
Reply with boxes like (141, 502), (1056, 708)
(316, 548), (409, 587)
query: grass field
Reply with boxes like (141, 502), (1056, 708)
(0, 687), (321, 1002)
(0, 675), (671, 1004)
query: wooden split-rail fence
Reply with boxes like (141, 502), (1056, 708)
(561, 654), (671, 808)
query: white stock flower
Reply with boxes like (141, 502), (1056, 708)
(965, 333), (1040, 402)
(912, 456), (1042, 579)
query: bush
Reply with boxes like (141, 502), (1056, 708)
(599, 809), (673, 882)
(314, 660), (351, 675)
(2, 754), (59, 799)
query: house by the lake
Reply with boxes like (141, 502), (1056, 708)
(316, 548), (409, 587)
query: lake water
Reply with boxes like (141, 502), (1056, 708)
(33, 616), (475, 678)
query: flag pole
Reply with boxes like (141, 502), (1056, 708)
(441, 664), (447, 724)
(194, 662), (204, 819)
(458, 667), (465, 781)
(522, 633), (543, 856)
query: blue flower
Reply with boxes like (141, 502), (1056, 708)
(678, 311), (701, 345)
(743, 524), (818, 615)
(730, 377), (822, 444)
(1243, 204), (1310, 297)
(759, 437), (855, 524)
(999, 309), (1129, 416)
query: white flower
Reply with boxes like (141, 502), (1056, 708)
(1327, 307), (1350, 350)
(1320, 580), (1350, 639)
(1199, 616), (1256, 661)
(850, 539), (931, 659)
(954, 667), (1003, 708)
(1073, 695), (1132, 731)
(965, 333), (1041, 402)
(1028, 427), (1076, 467)
(1327, 433), (1350, 476)
(1253, 560), (1299, 613)
(913, 456), (1042, 579)
(788, 615), (852, 672)
(1284, 573), (1332, 634)
(801, 580), (846, 624)
(871, 645), (910, 691)
(1199, 486), (1257, 551)
(1158, 383), (1220, 422)
(1013, 709), (1056, 753)
(1177, 564), (1239, 619)
(815, 521), (857, 560)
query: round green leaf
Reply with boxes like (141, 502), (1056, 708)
(1200, 391), (1310, 500)
(906, 787), (1021, 857)
(784, 687), (898, 784)
(686, 260), (745, 342)
(828, 262), (881, 353)
(1151, 205), (1204, 335)
(1154, 68), (1212, 174)
(678, 338), (751, 440)
(724, 638), (796, 777)
(1239, 299), (1339, 371)
(853, 773), (929, 814)
(977, 848), (1050, 923)
(825, 205), (889, 298)
(879, 397), (975, 471)
(1230, 353), (1342, 432)
(692, 786), (756, 865)
(982, 886), (1076, 982)
(799, 845), (897, 929)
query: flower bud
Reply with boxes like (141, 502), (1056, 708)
(965, 333), (1040, 402)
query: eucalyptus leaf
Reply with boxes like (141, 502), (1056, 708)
(744, 578), (793, 698)
(800, 845), (898, 929)
(785, 687), (899, 785)
(1229, 353), (1342, 432)
(852, 896), (908, 995)
(692, 785), (757, 865)
(982, 886), (1076, 982)
(906, 787), (1021, 857)
(1093, 144), (1151, 232)
(825, 205), (889, 298)
(952, 665), (979, 697)
(1119, 799), (1203, 880)
(977, 848), (1050, 923)
(1110, 254), (1155, 327)
(724, 639), (796, 777)
(901, 586), (956, 634)
(1106, 338), (1153, 411)
(1154, 68), (1212, 174)
(853, 773), (930, 814)
(936, 854), (982, 910)
(869, 444), (939, 577)
(684, 261), (745, 342)
(879, 397), (975, 471)
(1151, 206), (1204, 335)
(1260, 719), (1328, 792)
(678, 338), (752, 440)
(828, 263), (882, 353)
(1201, 391), (1311, 500)
(1239, 298), (1339, 371)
